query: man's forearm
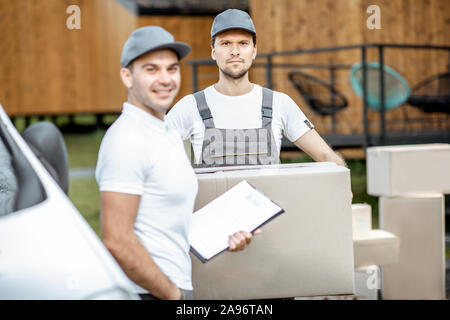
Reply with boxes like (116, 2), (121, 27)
(293, 130), (347, 168)
(325, 150), (347, 168)
(104, 234), (180, 300)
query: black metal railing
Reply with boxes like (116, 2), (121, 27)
(186, 43), (450, 149)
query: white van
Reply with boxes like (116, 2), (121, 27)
(0, 105), (137, 299)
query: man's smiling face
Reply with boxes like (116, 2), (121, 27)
(122, 49), (181, 117)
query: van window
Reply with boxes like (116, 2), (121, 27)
(0, 120), (47, 216)
(0, 136), (18, 216)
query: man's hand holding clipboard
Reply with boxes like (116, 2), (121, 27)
(189, 180), (283, 263)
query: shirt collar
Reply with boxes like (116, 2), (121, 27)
(122, 102), (167, 133)
(210, 83), (260, 99)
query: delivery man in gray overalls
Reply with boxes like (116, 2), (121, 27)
(193, 87), (278, 166)
(166, 9), (347, 169)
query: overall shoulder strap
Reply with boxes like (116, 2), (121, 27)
(261, 87), (274, 127)
(193, 91), (215, 128)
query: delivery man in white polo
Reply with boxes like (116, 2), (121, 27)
(95, 26), (256, 300)
(166, 9), (347, 168)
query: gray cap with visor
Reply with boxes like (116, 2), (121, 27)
(121, 26), (191, 68)
(210, 9), (256, 38)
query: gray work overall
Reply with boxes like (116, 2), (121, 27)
(193, 87), (280, 167)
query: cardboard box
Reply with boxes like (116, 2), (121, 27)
(352, 204), (372, 239)
(296, 266), (380, 300)
(353, 230), (399, 267)
(191, 162), (354, 299)
(351, 204), (399, 268)
(354, 266), (381, 300)
(380, 194), (446, 300)
(366, 144), (450, 196)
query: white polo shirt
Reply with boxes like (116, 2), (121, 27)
(95, 103), (198, 292)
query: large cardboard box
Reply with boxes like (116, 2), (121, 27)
(380, 194), (446, 300)
(366, 144), (450, 196)
(191, 162), (354, 299)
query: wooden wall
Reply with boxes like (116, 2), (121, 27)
(0, 0), (215, 116)
(0, 0), (136, 116)
(2, 0), (448, 126)
(249, 0), (450, 134)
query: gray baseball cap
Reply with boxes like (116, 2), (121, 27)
(211, 9), (256, 38)
(120, 26), (191, 67)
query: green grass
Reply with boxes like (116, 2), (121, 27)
(64, 129), (105, 169)
(69, 177), (101, 238)
(347, 160), (379, 229)
(64, 130), (105, 238)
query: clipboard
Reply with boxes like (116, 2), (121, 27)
(189, 180), (284, 263)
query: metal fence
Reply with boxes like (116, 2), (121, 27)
(186, 43), (450, 150)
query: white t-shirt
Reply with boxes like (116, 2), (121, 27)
(95, 103), (198, 292)
(165, 84), (314, 164)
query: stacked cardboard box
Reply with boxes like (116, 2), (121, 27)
(367, 144), (450, 300)
(298, 203), (399, 300)
(352, 204), (372, 239)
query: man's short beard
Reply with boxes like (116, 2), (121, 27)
(220, 67), (250, 80)
(140, 95), (173, 114)
(132, 85), (177, 114)
(136, 92), (172, 114)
